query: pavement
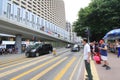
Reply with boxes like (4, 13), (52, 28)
(94, 52), (120, 80)
(84, 52), (120, 80)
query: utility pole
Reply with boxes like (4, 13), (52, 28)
(87, 27), (90, 43)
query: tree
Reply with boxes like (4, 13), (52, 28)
(73, 0), (120, 41)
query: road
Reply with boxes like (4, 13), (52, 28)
(0, 50), (84, 80)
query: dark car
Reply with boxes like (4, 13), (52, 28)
(71, 44), (80, 52)
(25, 43), (53, 57)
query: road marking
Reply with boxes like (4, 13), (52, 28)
(54, 57), (76, 80)
(84, 69), (87, 80)
(0, 58), (28, 68)
(30, 57), (68, 80)
(10, 56), (61, 80)
(76, 58), (84, 80)
(69, 55), (83, 80)
(0, 56), (25, 65)
(84, 60), (100, 80)
(91, 60), (100, 80)
(0, 55), (47, 70)
(0, 56), (52, 78)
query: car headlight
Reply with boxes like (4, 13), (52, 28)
(31, 49), (36, 52)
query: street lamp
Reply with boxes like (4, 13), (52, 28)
(85, 27), (90, 43)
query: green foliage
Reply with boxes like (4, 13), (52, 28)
(73, 0), (120, 41)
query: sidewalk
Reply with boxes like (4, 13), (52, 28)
(95, 53), (120, 80)
(0, 48), (70, 64)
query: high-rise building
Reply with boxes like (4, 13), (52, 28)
(0, 0), (70, 41)
(66, 22), (72, 41)
(0, 0), (70, 53)
(10, 0), (66, 29)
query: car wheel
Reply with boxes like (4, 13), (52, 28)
(36, 53), (39, 57)
(26, 53), (29, 57)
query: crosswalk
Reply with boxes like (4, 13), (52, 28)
(0, 52), (84, 80)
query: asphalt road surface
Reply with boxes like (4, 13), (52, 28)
(0, 50), (84, 80)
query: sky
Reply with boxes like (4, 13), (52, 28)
(64, 0), (91, 24)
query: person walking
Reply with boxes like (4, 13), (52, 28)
(117, 42), (120, 58)
(83, 38), (93, 80)
(90, 42), (94, 60)
(99, 40), (111, 70)
(115, 40), (120, 58)
(94, 42), (101, 64)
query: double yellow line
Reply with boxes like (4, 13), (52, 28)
(0, 57), (28, 68)
(31, 57), (68, 80)
(0, 56), (25, 65)
(10, 56), (62, 80)
(11, 56), (77, 80)
(69, 55), (83, 80)
(0, 56), (52, 78)
(0, 55), (47, 70)
(54, 57), (76, 80)
(1, 53), (82, 80)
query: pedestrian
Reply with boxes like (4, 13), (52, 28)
(0, 48), (2, 55)
(90, 42), (94, 60)
(93, 42), (101, 64)
(115, 40), (120, 58)
(99, 39), (111, 70)
(83, 38), (93, 80)
(117, 42), (120, 58)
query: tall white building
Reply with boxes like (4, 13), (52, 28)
(0, 0), (70, 53)
(9, 0), (66, 29)
(0, 0), (69, 41)
(66, 22), (72, 41)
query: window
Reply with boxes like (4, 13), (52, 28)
(41, 18), (43, 27)
(17, 8), (20, 22)
(25, 12), (28, 24)
(7, 3), (11, 19)
(32, 15), (34, 27)
(37, 17), (40, 29)
(45, 20), (47, 29)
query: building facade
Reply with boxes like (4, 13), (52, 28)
(66, 22), (72, 41)
(0, 0), (69, 40)
(0, 0), (70, 53)
(8, 0), (66, 29)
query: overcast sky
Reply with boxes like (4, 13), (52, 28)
(64, 0), (91, 24)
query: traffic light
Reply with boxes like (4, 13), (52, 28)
(85, 29), (89, 36)
(85, 28), (90, 36)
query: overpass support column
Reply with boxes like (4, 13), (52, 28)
(15, 34), (22, 54)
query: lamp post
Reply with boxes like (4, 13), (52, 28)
(86, 27), (90, 43)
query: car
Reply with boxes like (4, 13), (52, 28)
(25, 43), (53, 57)
(66, 44), (71, 48)
(71, 44), (80, 52)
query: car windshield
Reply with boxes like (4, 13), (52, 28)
(31, 43), (42, 49)
(73, 44), (78, 48)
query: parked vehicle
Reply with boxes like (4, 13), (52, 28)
(66, 44), (71, 48)
(25, 43), (53, 57)
(71, 44), (80, 52)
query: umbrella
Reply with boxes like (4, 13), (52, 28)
(103, 29), (120, 40)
